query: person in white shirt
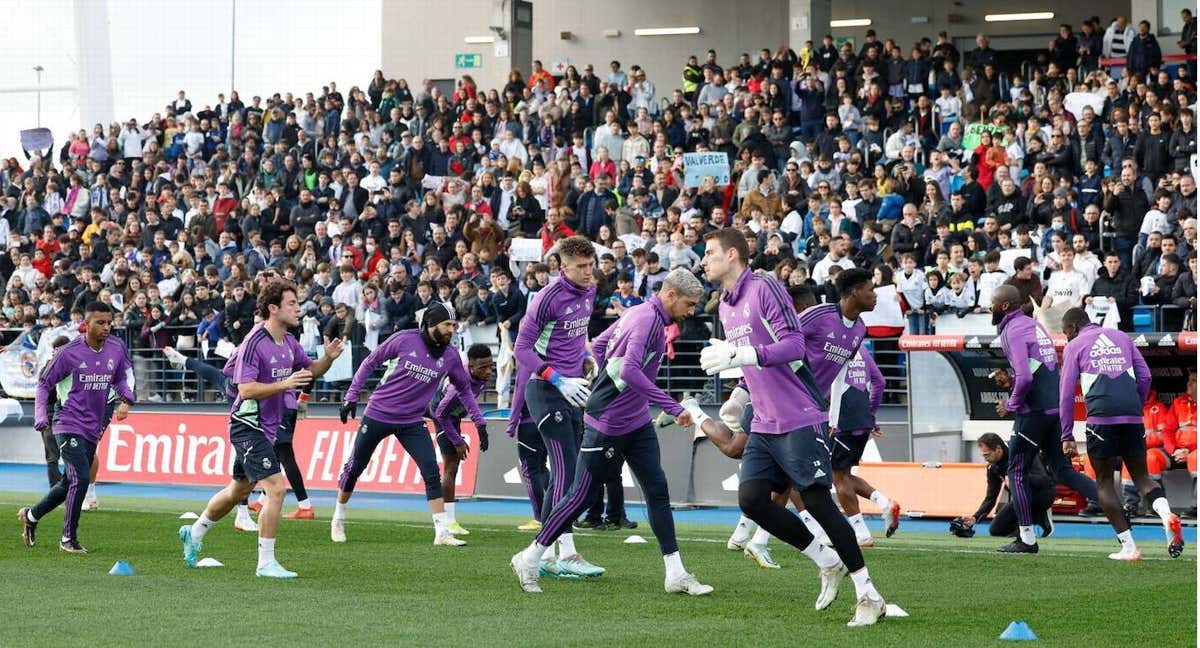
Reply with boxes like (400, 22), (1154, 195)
(811, 235), (856, 285)
(360, 162), (387, 193)
(1043, 247), (1091, 308)
(1070, 234), (1101, 286)
(1139, 191), (1173, 247)
(498, 129), (528, 164)
(975, 250), (1009, 308)
(1103, 16), (1137, 59)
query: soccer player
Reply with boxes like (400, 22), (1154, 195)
(800, 274), (901, 546)
(34, 336), (71, 487)
(506, 407), (550, 531)
(698, 229), (886, 627)
(725, 285), (832, 568)
(511, 269), (713, 595)
(990, 285), (1099, 554)
(1058, 308), (1184, 560)
(178, 281), (343, 578)
(332, 303), (486, 547)
(19, 302), (134, 554)
(505, 236), (604, 578)
(432, 344), (495, 536)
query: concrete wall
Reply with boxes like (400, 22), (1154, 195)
(381, 0), (515, 93)
(823, 0), (1133, 54)
(530, 0), (788, 89)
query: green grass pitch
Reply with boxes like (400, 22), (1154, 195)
(0, 492), (1193, 647)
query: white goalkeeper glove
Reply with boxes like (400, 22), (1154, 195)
(679, 397), (710, 428)
(718, 387), (750, 434)
(547, 371), (592, 408)
(699, 338), (759, 375)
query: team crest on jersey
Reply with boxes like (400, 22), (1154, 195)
(605, 447), (615, 459)
(742, 304), (750, 318)
(69, 438), (78, 448)
(436, 358), (444, 368)
(554, 411), (563, 423)
(107, 358), (114, 370)
(262, 457), (272, 469)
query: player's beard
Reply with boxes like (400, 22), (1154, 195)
(991, 308), (1004, 326)
(422, 326), (451, 357)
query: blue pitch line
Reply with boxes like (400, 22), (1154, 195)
(0, 463), (1193, 544)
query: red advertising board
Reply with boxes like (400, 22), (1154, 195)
(95, 412), (479, 495)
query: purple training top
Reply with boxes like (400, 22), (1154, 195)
(230, 325), (312, 442)
(429, 370), (487, 446)
(35, 335), (135, 442)
(830, 346), (885, 434)
(222, 323), (300, 409)
(1058, 323), (1152, 441)
(507, 275), (595, 434)
(998, 309), (1060, 415)
(718, 269), (824, 434)
(585, 296), (683, 435)
(797, 303), (867, 396)
(346, 329), (485, 429)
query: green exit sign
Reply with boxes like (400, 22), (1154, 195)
(455, 53), (482, 68)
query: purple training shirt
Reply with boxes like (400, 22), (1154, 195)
(1058, 323), (1152, 441)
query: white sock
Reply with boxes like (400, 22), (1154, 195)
(257, 537), (276, 568)
(1117, 529), (1137, 550)
(663, 551), (685, 580)
(445, 502), (456, 523)
(798, 510), (827, 539)
(236, 504), (251, 519)
(433, 511), (450, 536)
(523, 541), (547, 567)
(750, 526), (771, 547)
(333, 501), (346, 521)
(730, 516), (753, 543)
(85, 483), (96, 500)
(869, 490), (890, 509)
(191, 514), (215, 541)
(296, 498), (312, 510)
(850, 567), (881, 599)
(801, 539), (842, 569)
(25, 510), (38, 523)
(541, 543), (557, 562)
(1019, 525), (1036, 545)
(558, 533), (577, 558)
(1151, 497), (1173, 526)
(849, 513), (872, 542)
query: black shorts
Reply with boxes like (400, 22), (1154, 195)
(830, 432), (870, 470)
(739, 424), (833, 491)
(1085, 423), (1146, 460)
(435, 422), (464, 457)
(229, 418), (282, 483)
(275, 408), (298, 444)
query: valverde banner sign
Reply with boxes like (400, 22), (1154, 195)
(95, 413), (479, 495)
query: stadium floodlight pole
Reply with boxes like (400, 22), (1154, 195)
(33, 65), (44, 127)
(230, 0), (236, 93)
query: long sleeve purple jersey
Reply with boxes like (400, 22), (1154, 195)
(718, 270), (825, 434)
(506, 275), (595, 434)
(428, 371), (487, 445)
(347, 329), (485, 429)
(230, 325), (311, 442)
(998, 309), (1060, 415)
(584, 297), (684, 436)
(1058, 323), (1152, 441)
(35, 335), (135, 441)
(831, 346), (885, 433)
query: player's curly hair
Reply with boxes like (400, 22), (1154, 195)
(557, 236), (595, 261)
(256, 279), (298, 320)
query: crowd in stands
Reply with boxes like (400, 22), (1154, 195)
(0, 10), (1196, 402)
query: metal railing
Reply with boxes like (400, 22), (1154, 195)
(0, 320), (917, 411)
